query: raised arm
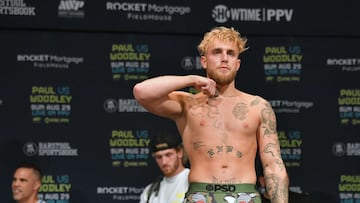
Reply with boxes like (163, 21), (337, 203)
(133, 75), (217, 119)
(257, 100), (289, 203)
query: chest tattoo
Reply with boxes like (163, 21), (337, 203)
(232, 102), (249, 120)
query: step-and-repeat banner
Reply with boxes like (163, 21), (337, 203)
(0, 1), (359, 203)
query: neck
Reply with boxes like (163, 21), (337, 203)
(18, 197), (38, 203)
(215, 83), (238, 97)
(215, 88), (239, 97)
(167, 166), (185, 178)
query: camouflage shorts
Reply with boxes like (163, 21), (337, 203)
(184, 183), (261, 203)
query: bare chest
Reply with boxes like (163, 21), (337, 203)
(186, 97), (259, 135)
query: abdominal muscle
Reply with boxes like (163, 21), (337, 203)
(186, 145), (258, 184)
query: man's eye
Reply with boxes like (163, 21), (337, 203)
(228, 52), (235, 56)
(213, 50), (221, 54)
(167, 152), (176, 157)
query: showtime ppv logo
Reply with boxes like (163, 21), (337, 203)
(212, 4), (293, 23)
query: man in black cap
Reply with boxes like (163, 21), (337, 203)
(139, 133), (190, 203)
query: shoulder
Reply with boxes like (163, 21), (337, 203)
(141, 183), (152, 194)
(240, 91), (270, 107)
(139, 183), (152, 200)
(183, 168), (190, 176)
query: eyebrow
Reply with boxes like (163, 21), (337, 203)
(212, 47), (235, 52)
(13, 177), (28, 181)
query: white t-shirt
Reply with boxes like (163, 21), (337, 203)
(139, 168), (190, 203)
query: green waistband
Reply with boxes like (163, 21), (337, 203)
(188, 183), (257, 193)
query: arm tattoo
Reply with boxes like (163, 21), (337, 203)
(264, 143), (285, 170)
(261, 103), (277, 136)
(250, 97), (261, 106)
(265, 174), (288, 203)
(264, 143), (277, 157)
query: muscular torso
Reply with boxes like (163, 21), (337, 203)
(174, 91), (262, 184)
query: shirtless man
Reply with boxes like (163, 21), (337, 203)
(133, 26), (289, 203)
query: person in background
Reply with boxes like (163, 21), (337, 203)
(12, 161), (46, 203)
(139, 133), (190, 203)
(133, 26), (288, 203)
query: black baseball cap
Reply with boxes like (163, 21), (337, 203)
(150, 133), (182, 153)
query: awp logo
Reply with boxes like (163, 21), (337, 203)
(59, 0), (84, 11)
(58, 0), (85, 18)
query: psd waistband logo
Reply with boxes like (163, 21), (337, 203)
(205, 184), (236, 192)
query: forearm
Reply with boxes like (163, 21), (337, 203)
(265, 172), (289, 203)
(133, 75), (196, 101)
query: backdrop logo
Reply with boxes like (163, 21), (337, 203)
(109, 130), (150, 168)
(39, 174), (71, 202)
(212, 5), (229, 23)
(109, 43), (150, 81)
(58, 0), (85, 18)
(23, 142), (38, 156)
(104, 98), (147, 113)
(17, 54), (84, 69)
(181, 56), (201, 71)
(23, 142), (78, 156)
(327, 58), (360, 72)
(97, 186), (143, 201)
(104, 99), (118, 113)
(333, 142), (347, 157)
(338, 89), (360, 126)
(212, 5), (293, 23)
(106, 2), (191, 22)
(263, 45), (303, 83)
(269, 100), (314, 114)
(0, 0), (36, 16)
(30, 86), (72, 124)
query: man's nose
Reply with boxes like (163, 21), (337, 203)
(221, 52), (228, 62)
(12, 180), (19, 187)
(160, 156), (170, 165)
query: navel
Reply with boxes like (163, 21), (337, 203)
(221, 165), (228, 169)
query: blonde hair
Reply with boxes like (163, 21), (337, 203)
(197, 26), (248, 56)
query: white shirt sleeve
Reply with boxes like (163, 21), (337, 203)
(139, 184), (152, 203)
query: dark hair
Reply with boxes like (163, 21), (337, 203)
(16, 161), (43, 180)
(150, 133), (182, 153)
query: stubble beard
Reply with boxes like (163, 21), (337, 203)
(207, 69), (237, 86)
(161, 161), (180, 177)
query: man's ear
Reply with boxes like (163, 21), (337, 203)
(34, 180), (41, 191)
(200, 55), (207, 70)
(236, 59), (241, 71)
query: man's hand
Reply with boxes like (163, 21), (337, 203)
(194, 76), (217, 96)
